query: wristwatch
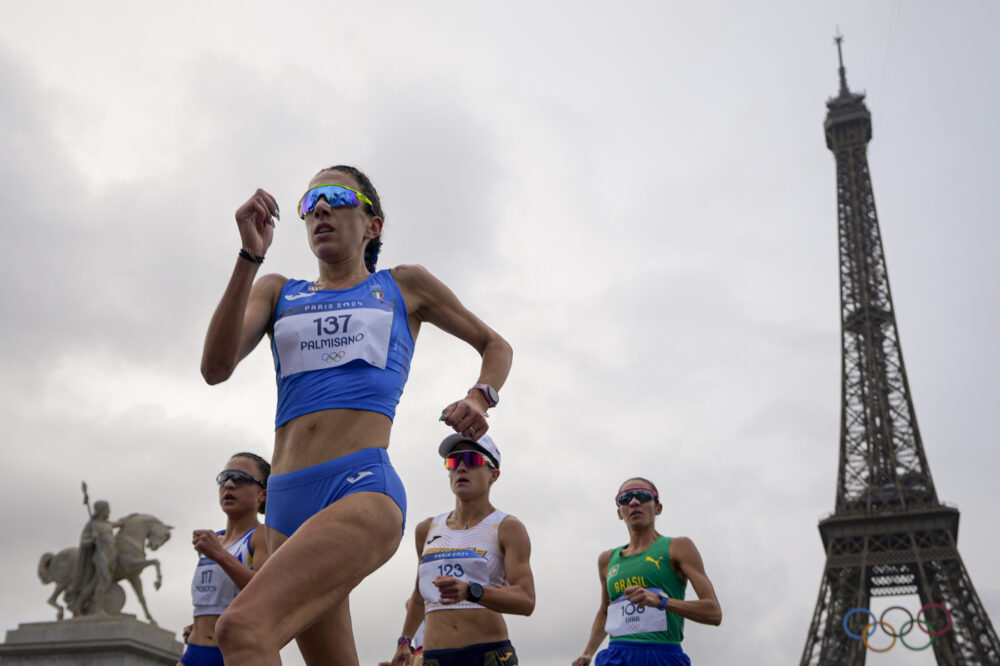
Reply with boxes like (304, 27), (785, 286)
(397, 636), (413, 650)
(467, 582), (485, 602)
(657, 592), (670, 611)
(470, 383), (499, 408)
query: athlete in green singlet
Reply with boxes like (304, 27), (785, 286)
(572, 478), (721, 666)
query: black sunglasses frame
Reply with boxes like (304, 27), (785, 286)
(216, 469), (266, 488)
(615, 489), (658, 506)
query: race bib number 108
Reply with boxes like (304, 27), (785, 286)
(604, 591), (668, 637)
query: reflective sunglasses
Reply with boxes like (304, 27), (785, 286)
(616, 488), (658, 506)
(216, 469), (266, 488)
(297, 183), (373, 218)
(444, 451), (495, 470)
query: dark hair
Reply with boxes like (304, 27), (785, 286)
(321, 164), (384, 273)
(620, 477), (660, 501)
(232, 452), (271, 514)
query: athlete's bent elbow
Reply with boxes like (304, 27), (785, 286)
(497, 337), (513, 363)
(520, 596), (536, 616)
(201, 361), (234, 385)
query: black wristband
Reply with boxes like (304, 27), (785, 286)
(239, 248), (265, 264)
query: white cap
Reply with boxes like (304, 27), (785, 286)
(438, 433), (501, 468)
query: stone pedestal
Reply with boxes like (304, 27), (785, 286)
(0, 615), (183, 665)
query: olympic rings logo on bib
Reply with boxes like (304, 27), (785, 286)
(604, 591), (668, 636)
(842, 603), (952, 652)
(321, 351), (347, 363)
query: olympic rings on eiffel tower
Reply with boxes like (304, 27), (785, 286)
(898, 619), (935, 651)
(918, 602), (953, 636)
(843, 603), (952, 651)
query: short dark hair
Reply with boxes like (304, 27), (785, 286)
(620, 477), (659, 500)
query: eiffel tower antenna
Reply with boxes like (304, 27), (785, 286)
(799, 35), (1000, 665)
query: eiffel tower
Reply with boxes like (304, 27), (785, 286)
(799, 37), (1000, 665)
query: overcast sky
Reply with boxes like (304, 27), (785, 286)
(2, 2), (997, 665)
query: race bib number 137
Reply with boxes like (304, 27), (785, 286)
(274, 304), (393, 377)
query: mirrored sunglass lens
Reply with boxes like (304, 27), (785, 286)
(328, 187), (359, 207)
(298, 191), (316, 217)
(300, 185), (361, 217)
(445, 452), (489, 469)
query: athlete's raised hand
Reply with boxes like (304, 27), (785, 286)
(234, 188), (279, 257)
(440, 393), (490, 440)
(192, 529), (226, 562)
(432, 575), (470, 604)
(623, 585), (661, 608)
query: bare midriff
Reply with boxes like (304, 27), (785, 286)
(188, 614), (221, 647)
(272, 408), (393, 474)
(424, 608), (509, 651)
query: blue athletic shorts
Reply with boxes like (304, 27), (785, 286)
(265, 447), (406, 537)
(422, 639), (517, 665)
(596, 642), (690, 666)
(179, 643), (224, 666)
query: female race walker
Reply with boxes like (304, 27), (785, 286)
(572, 478), (722, 666)
(384, 433), (534, 666)
(179, 453), (270, 666)
(201, 165), (512, 665)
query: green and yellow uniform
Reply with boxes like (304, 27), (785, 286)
(604, 536), (686, 644)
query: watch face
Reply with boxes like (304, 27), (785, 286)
(469, 582), (484, 601)
(486, 385), (499, 405)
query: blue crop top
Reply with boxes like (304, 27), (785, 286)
(270, 270), (415, 428)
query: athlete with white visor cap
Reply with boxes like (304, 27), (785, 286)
(384, 433), (535, 666)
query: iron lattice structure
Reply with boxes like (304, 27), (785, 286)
(799, 39), (1000, 665)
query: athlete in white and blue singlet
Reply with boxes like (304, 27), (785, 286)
(384, 433), (534, 666)
(201, 166), (512, 666)
(178, 453), (270, 666)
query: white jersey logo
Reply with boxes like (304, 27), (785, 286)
(347, 471), (373, 484)
(284, 291), (317, 301)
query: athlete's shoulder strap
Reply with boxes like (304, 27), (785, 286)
(433, 511), (452, 526)
(483, 509), (508, 526)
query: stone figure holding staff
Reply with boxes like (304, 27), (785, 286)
(64, 483), (122, 616)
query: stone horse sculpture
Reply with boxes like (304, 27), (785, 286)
(38, 513), (173, 624)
